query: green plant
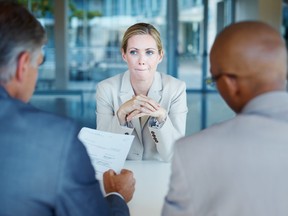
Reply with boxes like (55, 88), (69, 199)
(69, 0), (102, 20)
(17, 0), (53, 17)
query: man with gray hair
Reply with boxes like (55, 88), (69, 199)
(0, 2), (135, 215)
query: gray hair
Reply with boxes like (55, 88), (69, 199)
(0, 2), (47, 83)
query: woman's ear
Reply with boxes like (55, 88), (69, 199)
(121, 48), (127, 62)
(15, 52), (30, 82)
(158, 50), (164, 63)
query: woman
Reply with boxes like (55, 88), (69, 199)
(96, 23), (187, 162)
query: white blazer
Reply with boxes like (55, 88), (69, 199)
(96, 71), (188, 161)
(163, 91), (288, 215)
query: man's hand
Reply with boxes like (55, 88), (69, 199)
(103, 169), (136, 203)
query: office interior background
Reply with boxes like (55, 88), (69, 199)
(16, 0), (284, 135)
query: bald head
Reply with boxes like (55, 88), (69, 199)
(210, 21), (287, 113)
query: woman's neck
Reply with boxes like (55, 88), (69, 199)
(131, 79), (153, 96)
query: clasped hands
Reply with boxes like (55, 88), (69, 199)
(117, 94), (167, 125)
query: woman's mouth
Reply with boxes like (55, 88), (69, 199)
(135, 68), (147, 71)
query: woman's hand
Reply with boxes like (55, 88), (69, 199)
(117, 94), (167, 123)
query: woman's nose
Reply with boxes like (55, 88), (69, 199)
(138, 56), (145, 65)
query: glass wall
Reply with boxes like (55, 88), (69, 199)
(67, 0), (167, 82)
(178, 0), (235, 133)
(17, 0), (56, 89)
(23, 0), (236, 135)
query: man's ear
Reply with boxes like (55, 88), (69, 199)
(222, 75), (238, 97)
(15, 52), (30, 82)
(121, 49), (127, 62)
(222, 75), (243, 113)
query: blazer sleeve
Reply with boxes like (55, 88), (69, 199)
(55, 123), (129, 216)
(96, 81), (134, 135)
(106, 195), (130, 216)
(148, 81), (188, 162)
(162, 144), (192, 216)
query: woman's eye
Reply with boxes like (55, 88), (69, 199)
(146, 50), (154, 55)
(130, 50), (137, 55)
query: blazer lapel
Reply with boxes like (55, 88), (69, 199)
(118, 72), (163, 140)
(140, 115), (149, 129)
(119, 71), (134, 104)
(140, 72), (163, 127)
(147, 72), (162, 103)
(119, 71), (142, 140)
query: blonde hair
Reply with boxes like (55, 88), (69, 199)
(121, 23), (163, 54)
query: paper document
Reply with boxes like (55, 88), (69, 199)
(78, 127), (134, 180)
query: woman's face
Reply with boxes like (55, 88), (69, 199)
(122, 34), (163, 82)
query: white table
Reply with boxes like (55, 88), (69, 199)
(124, 160), (171, 216)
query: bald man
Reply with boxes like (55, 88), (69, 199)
(162, 21), (288, 216)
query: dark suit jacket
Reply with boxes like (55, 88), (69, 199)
(0, 86), (129, 216)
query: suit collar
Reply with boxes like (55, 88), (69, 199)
(120, 71), (133, 93)
(242, 91), (288, 117)
(0, 85), (9, 98)
(119, 71), (134, 105)
(147, 72), (162, 103)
